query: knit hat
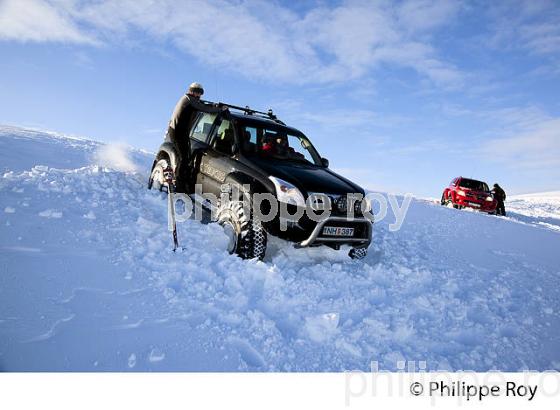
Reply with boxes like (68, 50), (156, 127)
(188, 82), (204, 95)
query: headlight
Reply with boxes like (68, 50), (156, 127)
(362, 197), (372, 213)
(457, 190), (466, 196)
(269, 176), (305, 207)
(354, 199), (362, 213)
(355, 196), (372, 214)
(336, 196), (348, 212)
(485, 196), (493, 202)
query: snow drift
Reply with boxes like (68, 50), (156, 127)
(0, 125), (559, 371)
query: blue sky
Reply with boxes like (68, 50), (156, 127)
(1, 0), (559, 197)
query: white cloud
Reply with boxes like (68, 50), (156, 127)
(0, 0), (96, 44)
(270, 98), (412, 139)
(481, 106), (551, 132)
(487, 0), (560, 56)
(397, 0), (463, 33)
(520, 22), (560, 54)
(440, 103), (560, 168)
(292, 0), (463, 86)
(481, 117), (560, 169)
(0, 0), (464, 86)
(441, 103), (552, 132)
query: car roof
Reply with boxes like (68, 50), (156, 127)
(458, 177), (487, 184)
(228, 112), (302, 134)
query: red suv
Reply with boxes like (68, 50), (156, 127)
(441, 177), (497, 213)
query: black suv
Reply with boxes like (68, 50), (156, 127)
(148, 103), (373, 260)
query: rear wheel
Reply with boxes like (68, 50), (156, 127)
(217, 199), (267, 260)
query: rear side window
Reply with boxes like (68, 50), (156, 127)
(245, 127), (258, 144)
(190, 113), (218, 143)
(239, 126), (258, 154)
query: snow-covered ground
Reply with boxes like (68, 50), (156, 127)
(506, 191), (560, 232)
(1, 126), (559, 372)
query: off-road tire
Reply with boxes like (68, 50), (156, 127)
(148, 158), (173, 192)
(349, 247), (368, 260)
(217, 199), (267, 260)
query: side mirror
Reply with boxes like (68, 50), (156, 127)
(321, 157), (329, 168)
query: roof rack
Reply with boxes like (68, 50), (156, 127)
(201, 100), (285, 125)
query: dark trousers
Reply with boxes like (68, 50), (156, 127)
(496, 200), (506, 216)
(166, 127), (191, 193)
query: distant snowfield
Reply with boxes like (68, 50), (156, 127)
(1, 126), (559, 371)
(506, 192), (560, 232)
(422, 192), (560, 233)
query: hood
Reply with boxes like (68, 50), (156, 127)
(248, 157), (363, 196)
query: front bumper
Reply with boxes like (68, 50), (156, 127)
(294, 216), (373, 248)
(455, 195), (497, 212)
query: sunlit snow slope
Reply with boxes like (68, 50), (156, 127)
(1, 125), (559, 371)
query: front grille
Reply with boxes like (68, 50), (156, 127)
(296, 214), (373, 248)
(335, 196), (347, 212)
(307, 193), (364, 216)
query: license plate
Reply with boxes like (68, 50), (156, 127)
(469, 202), (481, 208)
(323, 226), (355, 236)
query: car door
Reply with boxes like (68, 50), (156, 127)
(189, 112), (220, 190)
(199, 116), (238, 197)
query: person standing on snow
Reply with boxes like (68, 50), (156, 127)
(165, 82), (226, 192)
(492, 183), (507, 216)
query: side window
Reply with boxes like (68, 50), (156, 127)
(245, 127), (257, 144)
(241, 126), (258, 153)
(287, 134), (315, 163)
(451, 178), (458, 186)
(190, 112), (218, 143)
(210, 119), (235, 155)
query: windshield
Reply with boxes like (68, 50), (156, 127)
(239, 124), (322, 166)
(459, 178), (489, 191)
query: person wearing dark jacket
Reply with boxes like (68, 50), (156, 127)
(492, 183), (507, 216)
(165, 82), (225, 192)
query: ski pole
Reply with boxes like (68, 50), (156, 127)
(165, 169), (179, 251)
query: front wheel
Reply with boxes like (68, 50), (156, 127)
(451, 196), (461, 209)
(148, 158), (173, 192)
(349, 247), (368, 260)
(217, 199), (267, 260)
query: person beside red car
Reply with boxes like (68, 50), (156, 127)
(492, 183), (507, 216)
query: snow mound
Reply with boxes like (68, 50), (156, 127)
(1, 126), (559, 372)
